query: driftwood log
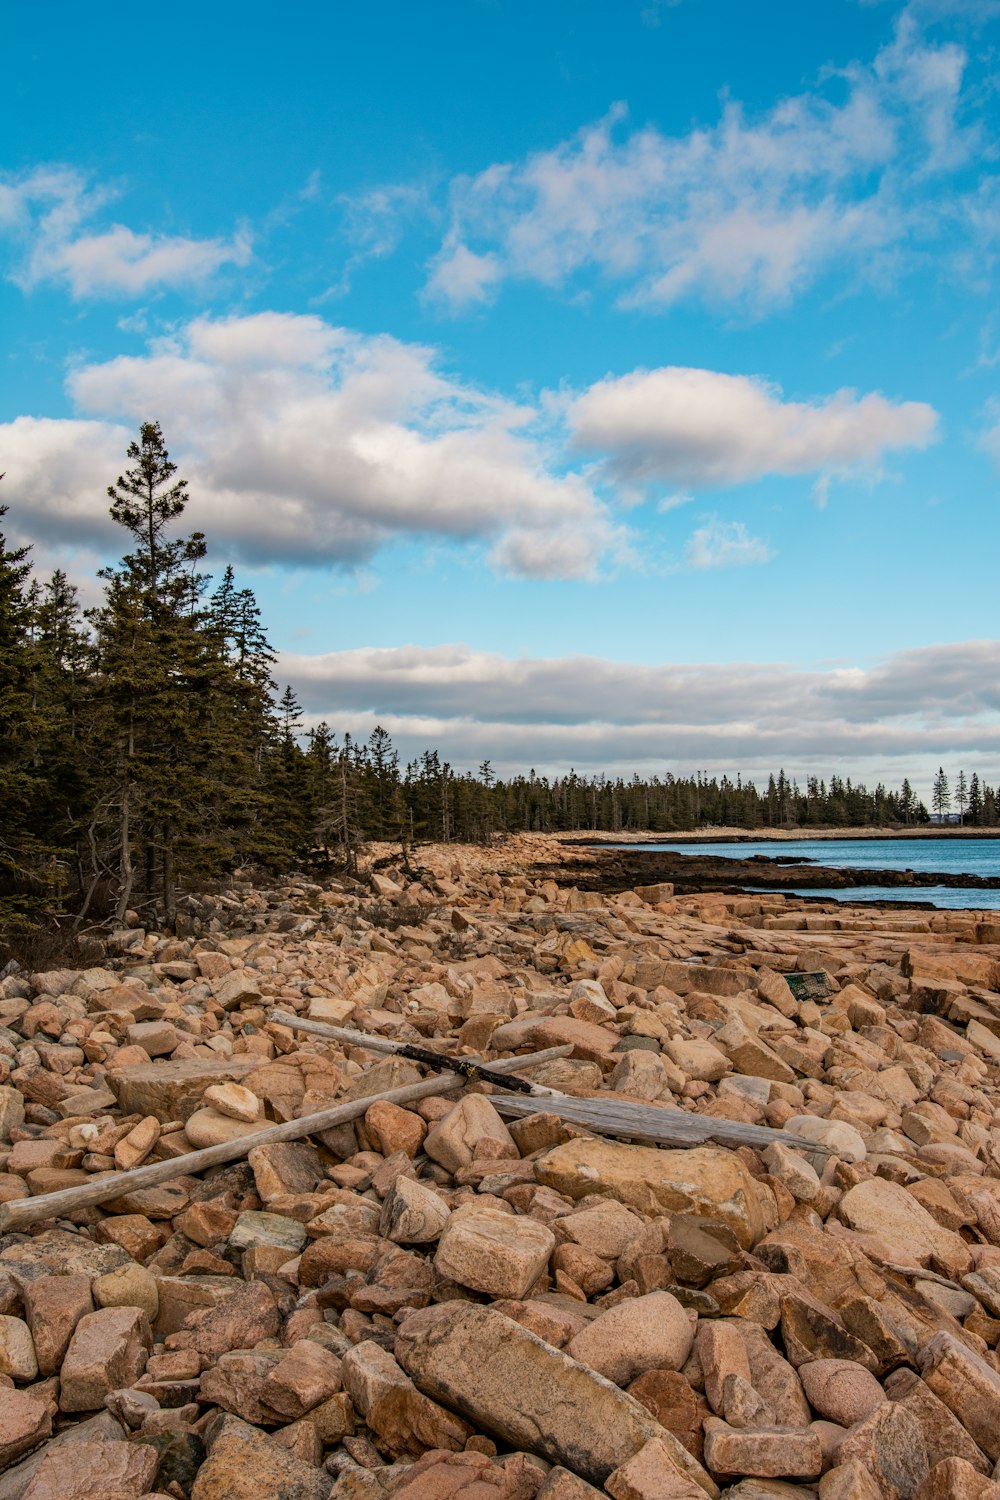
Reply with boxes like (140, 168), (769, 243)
(487, 1092), (835, 1156)
(269, 1010), (565, 1095)
(0, 1045), (562, 1234)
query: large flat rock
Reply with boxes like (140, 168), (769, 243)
(395, 1301), (718, 1496)
(536, 1139), (776, 1250)
(106, 1057), (260, 1121)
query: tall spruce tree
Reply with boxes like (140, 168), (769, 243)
(90, 423), (282, 920)
(0, 502), (50, 920)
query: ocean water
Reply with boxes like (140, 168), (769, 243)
(600, 836), (1000, 911)
(763, 885), (1000, 911)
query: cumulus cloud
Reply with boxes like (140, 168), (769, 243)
(0, 165), (251, 297)
(424, 17), (981, 314)
(279, 638), (1000, 784)
(1, 310), (623, 579)
(684, 517), (773, 569)
(569, 366), (938, 489)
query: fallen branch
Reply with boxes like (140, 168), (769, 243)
(487, 1092), (836, 1156)
(0, 1046), (555, 1235)
(269, 1011), (569, 1096)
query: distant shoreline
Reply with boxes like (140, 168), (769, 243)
(578, 825), (998, 844)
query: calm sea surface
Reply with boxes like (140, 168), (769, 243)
(600, 837), (1000, 911)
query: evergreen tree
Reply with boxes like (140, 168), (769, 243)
(0, 503), (50, 920)
(955, 770), (968, 824)
(932, 767), (951, 820)
(90, 424), (280, 919)
(968, 773), (983, 825)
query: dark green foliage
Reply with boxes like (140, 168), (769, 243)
(0, 502), (51, 921)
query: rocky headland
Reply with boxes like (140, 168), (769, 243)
(1, 833), (1000, 1499)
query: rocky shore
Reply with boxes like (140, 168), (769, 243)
(558, 843), (1000, 898)
(1, 833), (1000, 1499)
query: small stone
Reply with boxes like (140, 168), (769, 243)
(666, 1216), (742, 1289)
(203, 1083), (263, 1123)
(424, 1096), (517, 1175)
(0, 1314), (38, 1381)
(702, 1418), (823, 1480)
(628, 1370), (709, 1462)
(261, 1339), (344, 1420)
(228, 1210), (307, 1255)
(0, 1386), (52, 1467)
(835, 1401), (930, 1500)
(606, 1437), (709, 1500)
(380, 1175), (451, 1244)
(341, 1339), (472, 1458)
(114, 1116), (161, 1170)
(23, 1273), (93, 1376)
(19, 1438), (158, 1500)
(799, 1360), (886, 1428)
(558, 1200), (646, 1261)
(365, 1100), (426, 1158)
(93, 1264), (159, 1324)
(125, 1020), (179, 1057)
(785, 1116), (867, 1163)
(761, 1144), (821, 1203)
(59, 1305), (152, 1412)
(105, 1386), (160, 1428)
(434, 1206), (555, 1299)
(185, 1107), (264, 1148)
(696, 1321), (751, 1415)
(191, 1415), (329, 1499)
(568, 1292), (694, 1387)
(665, 1038), (730, 1083)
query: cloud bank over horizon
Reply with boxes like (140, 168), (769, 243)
(277, 638), (1000, 795)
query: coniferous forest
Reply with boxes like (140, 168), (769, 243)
(3, 424), (998, 934)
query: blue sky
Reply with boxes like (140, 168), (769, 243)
(2, 0), (999, 796)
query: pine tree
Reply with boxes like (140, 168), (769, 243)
(899, 778), (915, 825)
(0, 502), (51, 920)
(932, 767), (951, 820)
(955, 770), (968, 824)
(366, 726), (403, 841)
(90, 423), (281, 919)
(968, 773), (983, 826)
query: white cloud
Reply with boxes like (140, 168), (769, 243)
(0, 416), (130, 548)
(325, 182), (432, 299)
(684, 517), (773, 569)
(423, 17), (982, 314)
(2, 311), (623, 579)
(569, 366), (938, 489)
(0, 166), (251, 298)
(278, 638), (1000, 787)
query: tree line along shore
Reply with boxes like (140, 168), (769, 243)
(3, 422), (999, 949)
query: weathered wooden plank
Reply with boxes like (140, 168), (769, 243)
(486, 1093), (833, 1155)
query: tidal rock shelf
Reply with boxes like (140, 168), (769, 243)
(1, 831), (1000, 1499)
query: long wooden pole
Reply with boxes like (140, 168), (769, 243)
(0, 1075), (453, 1234)
(0, 1046), (559, 1235)
(269, 1011), (569, 1095)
